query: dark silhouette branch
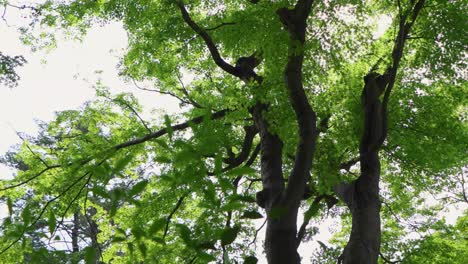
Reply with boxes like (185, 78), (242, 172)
(248, 218), (267, 247)
(175, 1), (239, 77)
(131, 79), (196, 107)
(113, 109), (228, 150)
(163, 193), (188, 239)
(206, 22), (236, 31)
(0, 164), (61, 191)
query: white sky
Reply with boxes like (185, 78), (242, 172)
(0, 2), (464, 263)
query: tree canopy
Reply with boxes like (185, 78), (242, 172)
(0, 0), (466, 263)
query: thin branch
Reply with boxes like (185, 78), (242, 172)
(5, 3), (40, 13)
(380, 251), (401, 264)
(248, 218), (267, 247)
(206, 22), (236, 31)
(113, 109), (228, 150)
(23, 144), (49, 167)
(2, 110), (229, 192)
(50, 171), (94, 240)
(107, 94), (152, 133)
(0, 164), (61, 191)
(383, 0), (426, 108)
(83, 184), (104, 263)
(296, 195), (324, 247)
(175, 71), (203, 108)
(163, 193), (188, 239)
(132, 79), (194, 106)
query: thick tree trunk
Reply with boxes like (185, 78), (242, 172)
(265, 211), (301, 264)
(336, 154), (381, 264)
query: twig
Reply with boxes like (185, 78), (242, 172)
(132, 79), (194, 106)
(205, 22), (236, 31)
(0, 164), (61, 191)
(163, 193), (188, 239)
(248, 218), (267, 247)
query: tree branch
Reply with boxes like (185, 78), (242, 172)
(381, 0), (426, 141)
(175, 1), (239, 77)
(206, 22), (236, 31)
(0, 164), (61, 191)
(113, 109), (228, 150)
(277, 0), (318, 206)
(163, 193), (188, 239)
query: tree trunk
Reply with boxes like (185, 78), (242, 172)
(336, 155), (381, 264)
(72, 211), (80, 253)
(265, 210), (301, 264)
(336, 73), (386, 264)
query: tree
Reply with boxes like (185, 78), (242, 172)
(0, 0), (466, 263)
(0, 51), (26, 87)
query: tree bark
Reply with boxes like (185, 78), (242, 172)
(335, 72), (387, 263)
(72, 211), (80, 253)
(335, 2), (425, 262)
(253, 1), (317, 263)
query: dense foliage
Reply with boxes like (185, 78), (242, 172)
(0, 0), (466, 263)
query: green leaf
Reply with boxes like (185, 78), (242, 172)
(128, 180), (148, 197)
(197, 251), (217, 262)
(164, 115), (173, 138)
(304, 202), (321, 221)
(197, 241), (217, 250)
(138, 242), (147, 257)
(48, 210), (56, 234)
(231, 195), (256, 203)
(221, 225), (240, 246)
(131, 225), (145, 240)
(220, 201), (244, 212)
(22, 205), (31, 225)
(154, 139), (170, 149)
(91, 186), (111, 199)
(226, 166), (256, 176)
(149, 218), (166, 234)
(214, 152), (222, 175)
(155, 155), (171, 163)
(241, 210), (263, 219)
(112, 236), (126, 243)
(6, 197), (13, 216)
(244, 256), (258, 264)
(176, 224), (192, 245)
(84, 246), (96, 264)
(113, 155), (133, 173)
